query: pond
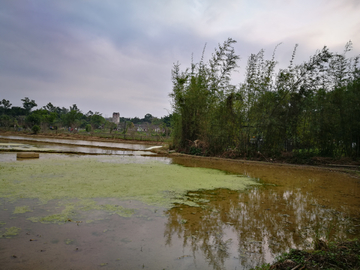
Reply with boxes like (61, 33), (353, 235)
(0, 137), (359, 270)
(0, 135), (150, 150)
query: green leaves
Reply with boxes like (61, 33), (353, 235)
(170, 39), (360, 158)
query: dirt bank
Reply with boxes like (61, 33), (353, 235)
(0, 130), (163, 145)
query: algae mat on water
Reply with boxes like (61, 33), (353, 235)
(0, 155), (259, 212)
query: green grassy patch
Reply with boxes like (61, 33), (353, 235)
(252, 239), (360, 270)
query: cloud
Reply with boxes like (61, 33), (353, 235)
(1, 0), (359, 118)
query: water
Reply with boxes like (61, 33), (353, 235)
(0, 135), (150, 150)
(0, 135), (156, 157)
(0, 137), (359, 270)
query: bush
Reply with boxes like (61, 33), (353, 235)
(32, 125), (40, 134)
(85, 124), (92, 132)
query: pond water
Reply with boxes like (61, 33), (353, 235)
(0, 137), (359, 270)
(0, 135), (150, 150)
(0, 135), (155, 156)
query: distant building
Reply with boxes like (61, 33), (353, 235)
(112, 112), (120, 124)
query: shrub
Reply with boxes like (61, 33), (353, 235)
(32, 125), (40, 134)
(85, 124), (92, 132)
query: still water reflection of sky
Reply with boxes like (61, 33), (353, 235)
(0, 135), (150, 150)
(0, 135), (156, 158)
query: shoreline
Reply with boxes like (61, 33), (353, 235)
(1, 130), (359, 177)
(0, 130), (163, 145)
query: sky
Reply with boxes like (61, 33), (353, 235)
(1, 0), (359, 118)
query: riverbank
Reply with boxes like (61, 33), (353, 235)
(252, 239), (360, 270)
(1, 130), (359, 269)
(0, 130), (163, 145)
(1, 130), (360, 177)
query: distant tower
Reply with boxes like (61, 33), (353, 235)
(112, 112), (120, 125)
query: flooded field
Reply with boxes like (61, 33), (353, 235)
(0, 135), (150, 150)
(0, 136), (359, 269)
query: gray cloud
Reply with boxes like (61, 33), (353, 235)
(1, 0), (359, 118)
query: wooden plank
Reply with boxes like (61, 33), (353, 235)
(17, 152), (39, 159)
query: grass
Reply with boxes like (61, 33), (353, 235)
(252, 239), (360, 270)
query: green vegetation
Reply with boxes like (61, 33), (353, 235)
(0, 156), (257, 205)
(0, 156), (258, 222)
(252, 239), (360, 270)
(13, 206), (33, 214)
(27, 200), (135, 224)
(31, 125), (40, 134)
(0, 98), (172, 141)
(170, 39), (360, 160)
(1, 226), (21, 238)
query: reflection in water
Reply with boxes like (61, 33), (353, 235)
(162, 156), (360, 270)
(0, 140), (155, 157)
(164, 187), (359, 270)
(0, 135), (151, 150)
(0, 142), (359, 269)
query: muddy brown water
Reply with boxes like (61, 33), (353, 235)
(0, 137), (359, 270)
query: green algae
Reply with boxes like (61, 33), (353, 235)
(27, 199), (135, 224)
(0, 142), (56, 152)
(2, 226), (21, 238)
(0, 156), (258, 206)
(0, 156), (259, 223)
(13, 206), (33, 214)
(65, 238), (74, 245)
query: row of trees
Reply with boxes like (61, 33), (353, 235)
(120, 113), (172, 127)
(0, 98), (108, 133)
(170, 38), (360, 158)
(0, 98), (172, 136)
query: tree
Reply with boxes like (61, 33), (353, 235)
(0, 115), (12, 129)
(32, 125), (40, 134)
(43, 102), (57, 113)
(131, 117), (141, 124)
(143, 113), (153, 123)
(25, 109), (48, 128)
(61, 104), (83, 130)
(161, 114), (173, 127)
(106, 121), (117, 134)
(170, 39), (360, 159)
(170, 38), (240, 153)
(90, 112), (105, 130)
(21, 97), (37, 114)
(1, 99), (12, 110)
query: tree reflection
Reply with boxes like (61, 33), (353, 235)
(163, 187), (359, 270)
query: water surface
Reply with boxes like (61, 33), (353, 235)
(0, 139), (359, 270)
(0, 135), (151, 150)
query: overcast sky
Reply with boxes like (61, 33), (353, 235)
(1, 0), (359, 118)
